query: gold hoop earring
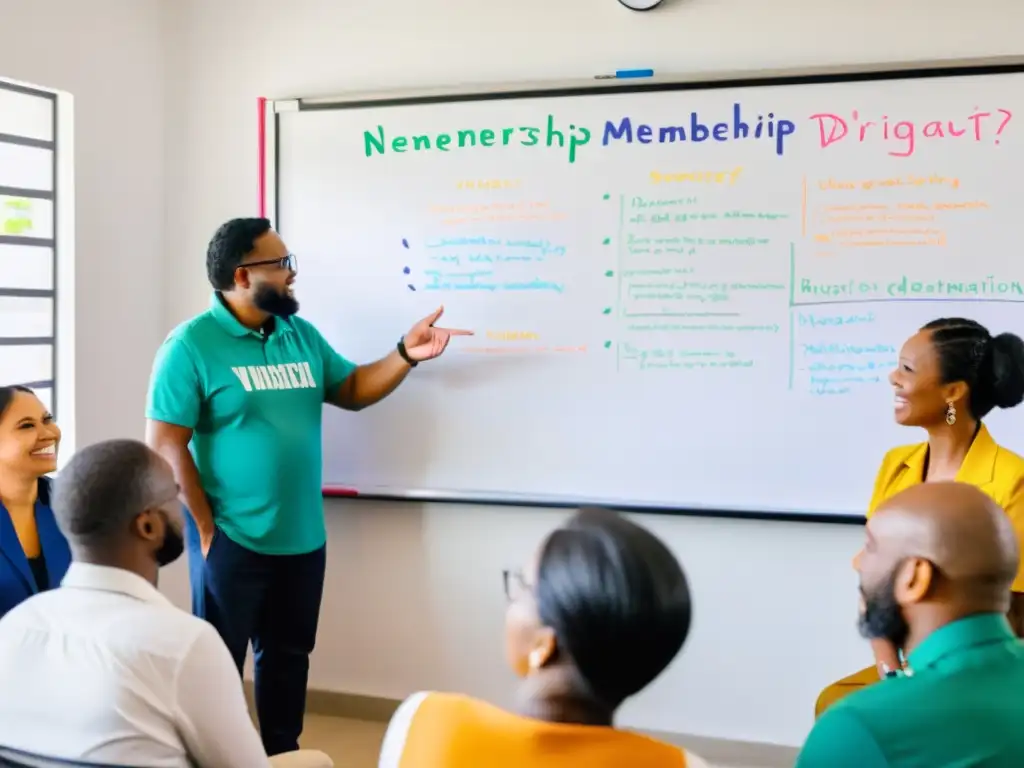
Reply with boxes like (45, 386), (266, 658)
(946, 401), (957, 426)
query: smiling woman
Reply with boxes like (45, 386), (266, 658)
(0, 384), (70, 618)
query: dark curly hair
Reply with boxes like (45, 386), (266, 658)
(923, 317), (1024, 420)
(206, 217), (273, 290)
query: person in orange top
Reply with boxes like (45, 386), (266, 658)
(815, 317), (1024, 716)
(377, 507), (707, 768)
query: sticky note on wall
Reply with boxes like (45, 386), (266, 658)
(1, 198), (33, 235)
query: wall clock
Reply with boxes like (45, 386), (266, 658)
(618, 0), (663, 9)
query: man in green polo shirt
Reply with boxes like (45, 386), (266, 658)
(144, 217), (470, 757)
(796, 481), (1024, 767)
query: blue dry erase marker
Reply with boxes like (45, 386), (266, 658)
(617, 68), (654, 78)
(595, 69), (655, 80)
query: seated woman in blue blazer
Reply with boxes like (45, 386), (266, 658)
(0, 386), (70, 618)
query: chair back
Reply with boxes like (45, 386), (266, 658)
(0, 745), (134, 768)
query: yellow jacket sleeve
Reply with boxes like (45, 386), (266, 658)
(866, 452), (897, 518)
(1003, 477), (1024, 593)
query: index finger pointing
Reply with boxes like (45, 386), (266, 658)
(436, 327), (474, 336)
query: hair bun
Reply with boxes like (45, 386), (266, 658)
(989, 332), (1024, 409)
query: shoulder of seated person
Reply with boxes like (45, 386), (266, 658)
(0, 592), (51, 624)
(391, 691), (532, 731)
(391, 693), (695, 765)
(181, 612), (226, 640)
(828, 673), (926, 716)
(144, 608), (227, 657)
(398, 692), (695, 741)
(396, 690), (474, 715)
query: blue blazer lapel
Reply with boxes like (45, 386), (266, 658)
(35, 501), (70, 587)
(0, 505), (34, 594)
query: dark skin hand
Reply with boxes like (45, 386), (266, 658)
(327, 305), (472, 411)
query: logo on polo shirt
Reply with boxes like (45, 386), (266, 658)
(231, 363), (317, 392)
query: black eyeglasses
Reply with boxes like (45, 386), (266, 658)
(241, 253), (298, 272)
(502, 568), (531, 601)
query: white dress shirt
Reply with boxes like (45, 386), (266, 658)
(0, 562), (276, 768)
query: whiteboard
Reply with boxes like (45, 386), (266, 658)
(271, 65), (1024, 520)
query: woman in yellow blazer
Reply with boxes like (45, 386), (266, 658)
(816, 317), (1024, 716)
(377, 508), (707, 768)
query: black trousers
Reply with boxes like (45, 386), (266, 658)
(186, 515), (326, 756)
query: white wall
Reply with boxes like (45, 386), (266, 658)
(0, 0), (165, 444)
(158, 0), (1024, 748)
(6, 0), (1019, 750)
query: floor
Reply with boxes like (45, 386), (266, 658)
(298, 714), (386, 768)
(295, 714), (772, 768)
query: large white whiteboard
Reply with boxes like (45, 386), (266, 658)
(271, 65), (1024, 519)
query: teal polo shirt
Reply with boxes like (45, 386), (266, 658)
(797, 613), (1024, 768)
(145, 293), (355, 555)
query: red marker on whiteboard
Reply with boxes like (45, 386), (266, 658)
(323, 486), (359, 497)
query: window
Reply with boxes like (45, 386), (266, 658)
(0, 77), (74, 458)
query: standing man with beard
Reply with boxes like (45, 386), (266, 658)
(796, 482), (1024, 768)
(144, 218), (470, 757)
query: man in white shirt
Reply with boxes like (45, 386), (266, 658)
(0, 439), (332, 768)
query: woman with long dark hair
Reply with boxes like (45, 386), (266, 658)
(0, 385), (70, 618)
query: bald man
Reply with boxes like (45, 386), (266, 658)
(796, 482), (1024, 768)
